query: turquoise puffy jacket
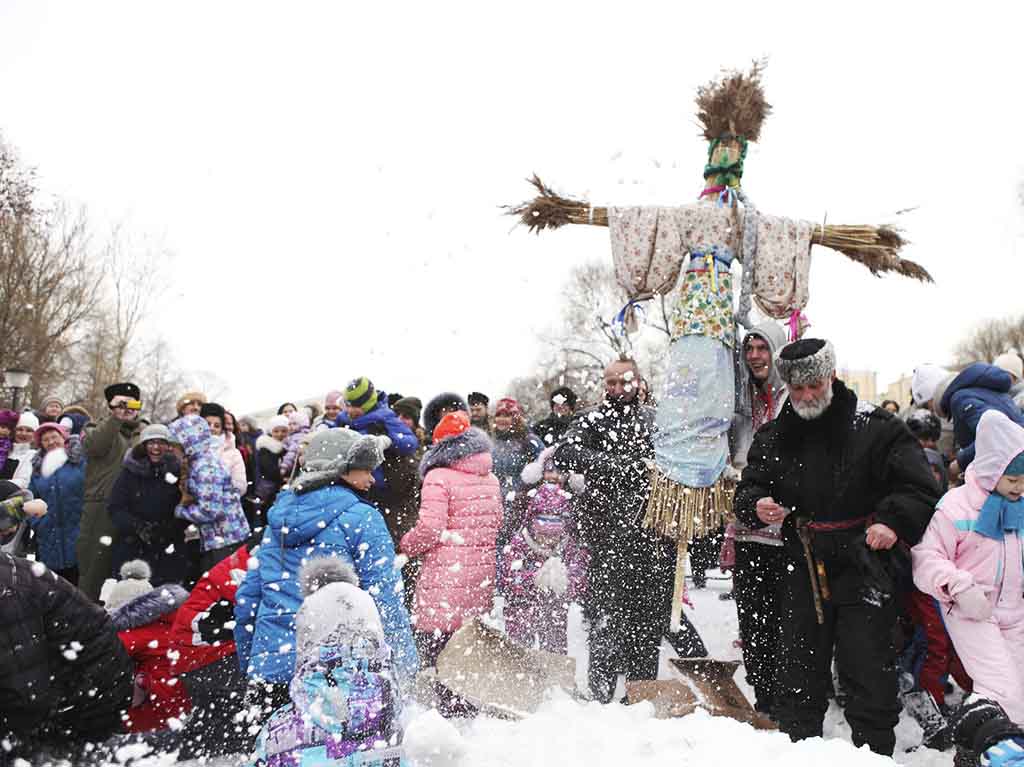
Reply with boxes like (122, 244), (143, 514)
(234, 483), (418, 683)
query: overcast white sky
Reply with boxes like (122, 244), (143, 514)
(2, 2), (1022, 413)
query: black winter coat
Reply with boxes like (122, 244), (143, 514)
(533, 412), (574, 447)
(554, 398), (656, 541)
(552, 397), (672, 653)
(0, 554), (132, 743)
(108, 452), (188, 585)
(735, 381), (938, 567)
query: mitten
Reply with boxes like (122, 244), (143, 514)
(535, 557), (568, 596)
(23, 499), (47, 518)
(955, 584), (993, 621)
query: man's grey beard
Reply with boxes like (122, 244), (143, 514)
(792, 382), (834, 420)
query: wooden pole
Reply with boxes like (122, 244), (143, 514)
(670, 537), (689, 632)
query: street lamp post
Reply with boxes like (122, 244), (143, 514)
(3, 368), (31, 410)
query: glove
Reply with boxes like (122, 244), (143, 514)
(955, 584), (994, 621)
(534, 557), (568, 596)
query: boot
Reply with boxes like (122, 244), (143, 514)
(952, 699), (1024, 767)
(903, 690), (951, 750)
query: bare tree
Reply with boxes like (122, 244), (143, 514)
(103, 228), (167, 381)
(953, 315), (1024, 366)
(509, 261), (671, 409)
(0, 189), (104, 405)
(184, 369), (231, 404)
(0, 136), (217, 420)
(132, 337), (186, 422)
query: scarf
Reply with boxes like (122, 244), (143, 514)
(752, 385), (775, 431)
(975, 492), (1024, 540)
(0, 437), (10, 471)
(41, 448), (69, 479)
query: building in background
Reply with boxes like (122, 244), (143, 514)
(882, 374), (915, 410)
(838, 368), (878, 403)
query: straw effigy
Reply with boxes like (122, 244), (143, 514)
(507, 174), (932, 283)
(505, 62), (932, 632)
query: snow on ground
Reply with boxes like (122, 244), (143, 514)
(401, 573), (954, 767)
(87, 573), (953, 766)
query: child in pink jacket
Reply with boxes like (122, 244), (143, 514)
(912, 409), (1024, 725)
(400, 410), (502, 715)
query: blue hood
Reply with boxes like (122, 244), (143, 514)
(941, 363), (1011, 415)
(168, 414), (212, 459)
(268, 485), (362, 549)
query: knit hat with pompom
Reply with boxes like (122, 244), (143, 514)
(294, 557), (385, 670)
(104, 560), (154, 611)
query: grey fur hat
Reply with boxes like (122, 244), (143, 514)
(299, 556), (360, 597)
(776, 338), (836, 386)
(291, 427), (390, 494)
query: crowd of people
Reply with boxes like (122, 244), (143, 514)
(2, 337), (1024, 766)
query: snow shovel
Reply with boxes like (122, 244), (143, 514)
(434, 617), (577, 719)
(625, 679), (701, 719)
(663, 658), (776, 730)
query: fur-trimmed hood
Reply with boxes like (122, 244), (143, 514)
(110, 583), (189, 632)
(122, 450), (181, 480)
(167, 414), (212, 459)
(256, 433), (285, 454)
(419, 427), (492, 478)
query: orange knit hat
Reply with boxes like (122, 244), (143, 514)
(432, 410), (470, 443)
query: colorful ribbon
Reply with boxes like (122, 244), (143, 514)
(698, 185), (737, 208)
(787, 310), (809, 341)
(690, 247), (732, 294)
(611, 298), (647, 337)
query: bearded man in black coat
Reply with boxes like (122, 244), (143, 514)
(734, 339), (939, 756)
(554, 359), (682, 702)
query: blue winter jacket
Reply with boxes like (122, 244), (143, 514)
(28, 437), (86, 571)
(333, 396), (419, 485)
(940, 362), (1024, 469)
(233, 483), (418, 683)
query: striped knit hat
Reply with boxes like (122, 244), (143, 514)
(345, 377), (379, 413)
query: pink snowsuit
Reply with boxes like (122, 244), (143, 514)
(400, 449), (503, 635)
(498, 484), (588, 654)
(912, 410), (1024, 724)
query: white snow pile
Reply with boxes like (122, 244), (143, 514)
(404, 693), (895, 767)
(404, 708), (468, 767)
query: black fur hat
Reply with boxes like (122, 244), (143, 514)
(424, 392), (468, 436)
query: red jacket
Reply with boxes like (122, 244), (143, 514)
(111, 585), (201, 733)
(170, 544), (250, 664)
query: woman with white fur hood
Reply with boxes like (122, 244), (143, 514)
(246, 557), (408, 767)
(234, 427), (418, 719)
(28, 422), (86, 584)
